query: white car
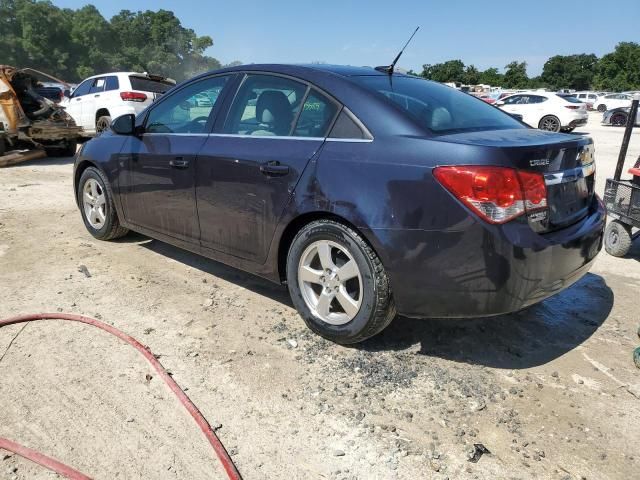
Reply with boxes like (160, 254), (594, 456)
(496, 92), (588, 132)
(61, 72), (175, 136)
(594, 93), (632, 112)
(572, 91), (599, 109)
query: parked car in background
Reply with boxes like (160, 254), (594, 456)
(571, 91), (598, 110)
(477, 94), (496, 104)
(594, 93), (632, 112)
(602, 106), (640, 127)
(496, 92), (588, 132)
(34, 85), (64, 103)
(73, 64), (604, 344)
(62, 72), (175, 136)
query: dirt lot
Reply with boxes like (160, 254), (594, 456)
(1, 112), (639, 479)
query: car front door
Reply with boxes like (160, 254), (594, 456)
(120, 74), (234, 243)
(65, 79), (92, 129)
(500, 95), (537, 126)
(196, 73), (339, 263)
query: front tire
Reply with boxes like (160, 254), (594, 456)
(611, 113), (628, 127)
(604, 220), (632, 257)
(77, 167), (129, 240)
(538, 115), (561, 132)
(286, 219), (395, 344)
(96, 115), (112, 135)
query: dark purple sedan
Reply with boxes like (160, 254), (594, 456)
(73, 64), (605, 344)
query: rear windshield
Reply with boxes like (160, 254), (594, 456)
(559, 94), (583, 103)
(352, 76), (524, 134)
(129, 76), (174, 93)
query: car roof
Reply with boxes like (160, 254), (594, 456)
(200, 63), (405, 79)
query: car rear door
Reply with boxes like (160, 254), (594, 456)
(195, 73), (340, 263)
(120, 74), (235, 243)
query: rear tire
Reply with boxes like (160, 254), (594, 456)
(77, 167), (129, 241)
(604, 220), (632, 257)
(538, 115), (561, 132)
(597, 104), (607, 113)
(286, 219), (396, 344)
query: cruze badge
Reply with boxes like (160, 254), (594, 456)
(530, 159), (550, 167)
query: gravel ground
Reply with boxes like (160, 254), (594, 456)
(1, 111), (639, 479)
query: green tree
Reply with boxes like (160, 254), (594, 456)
(593, 42), (640, 91)
(478, 67), (503, 86)
(540, 54), (598, 90)
(463, 64), (480, 85)
(421, 60), (465, 83)
(503, 61), (529, 88)
(0, 1), (225, 82)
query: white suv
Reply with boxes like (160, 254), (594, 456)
(62, 72), (175, 136)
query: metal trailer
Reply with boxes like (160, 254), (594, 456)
(603, 95), (640, 257)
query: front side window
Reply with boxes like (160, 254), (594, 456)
(502, 95), (523, 105)
(89, 77), (105, 94)
(353, 76), (523, 134)
(72, 80), (92, 98)
(293, 90), (339, 137)
(224, 74), (307, 136)
(145, 75), (229, 134)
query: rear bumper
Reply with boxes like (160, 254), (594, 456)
(372, 196), (605, 318)
(568, 117), (588, 128)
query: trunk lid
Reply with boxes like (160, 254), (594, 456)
(434, 129), (596, 233)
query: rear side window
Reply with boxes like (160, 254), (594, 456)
(293, 90), (339, 137)
(105, 76), (119, 91)
(353, 76), (523, 134)
(224, 74), (307, 136)
(329, 110), (370, 139)
(129, 76), (174, 93)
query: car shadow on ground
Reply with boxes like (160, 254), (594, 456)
(128, 234), (294, 308)
(121, 234), (613, 369)
(358, 273), (613, 369)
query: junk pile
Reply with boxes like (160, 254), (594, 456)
(0, 65), (81, 167)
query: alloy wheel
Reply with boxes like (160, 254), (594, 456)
(540, 117), (560, 132)
(82, 178), (107, 229)
(297, 240), (362, 325)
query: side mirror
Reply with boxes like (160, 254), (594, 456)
(111, 114), (136, 135)
(495, 100), (505, 106)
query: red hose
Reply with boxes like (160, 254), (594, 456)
(0, 313), (242, 480)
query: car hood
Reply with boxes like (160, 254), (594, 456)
(431, 128), (590, 148)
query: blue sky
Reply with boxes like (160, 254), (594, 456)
(53, 0), (640, 75)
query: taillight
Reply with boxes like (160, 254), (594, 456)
(433, 166), (547, 224)
(120, 91), (147, 102)
(564, 105), (580, 110)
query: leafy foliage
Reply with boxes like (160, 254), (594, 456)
(540, 54), (598, 90)
(0, 0), (233, 82)
(417, 43), (640, 90)
(593, 42), (640, 91)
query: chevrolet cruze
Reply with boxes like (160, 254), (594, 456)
(73, 64), (605, 344)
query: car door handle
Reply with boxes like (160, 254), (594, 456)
(94, 94), (100, 98)
(260, 161), (289, 176)
(169, 157), (189, 169)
